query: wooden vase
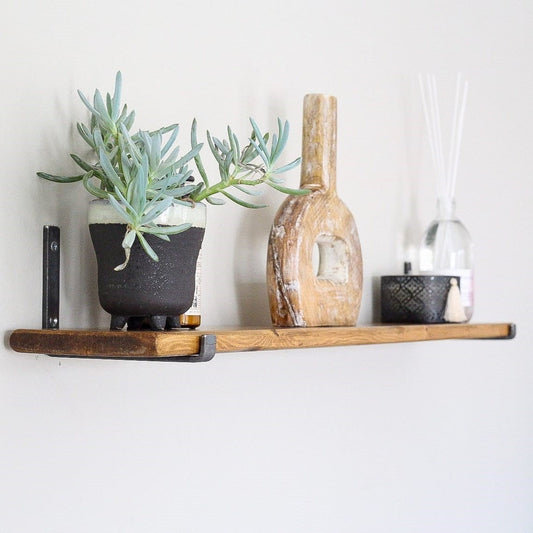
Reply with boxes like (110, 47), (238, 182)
(267, 94), (363, 327)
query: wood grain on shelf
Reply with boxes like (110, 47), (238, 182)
(9, 323), (515, 360)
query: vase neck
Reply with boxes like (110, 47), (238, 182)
(436, 197), (456, 219)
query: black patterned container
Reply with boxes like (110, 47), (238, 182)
(380, 275), (459, 324)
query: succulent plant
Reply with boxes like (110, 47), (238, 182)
(38, 72), (304, 268)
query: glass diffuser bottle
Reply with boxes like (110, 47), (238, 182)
(418, 73), (473, 321)
(419, 197), (474, 320)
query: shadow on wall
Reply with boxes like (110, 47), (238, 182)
(367, 80), (428, 324)
(372, 276), (381, 323)
(35, 92), (110, 329)
(233, 200), (278, 327)
(3, 331), (12, 351)
(39, 191), (108, 330)
(396, 77), (426, 271)
(231, 90), (300, 327)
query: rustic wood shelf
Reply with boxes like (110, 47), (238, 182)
(9, 323), (515, 362)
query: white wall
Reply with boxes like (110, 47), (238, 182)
(1, 0), (531, 531)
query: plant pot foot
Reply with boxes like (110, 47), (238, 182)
(110, 315), (128, 330)
(110, 314), (184, 331)
(149, 315), (167, 331)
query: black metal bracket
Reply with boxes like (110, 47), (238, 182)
(186, 334), (217, 362)
(475, 323), (516, 340)
(135, 334), (217, 363)
(500, 323), (516, 340)
(42, 225), (60, 330)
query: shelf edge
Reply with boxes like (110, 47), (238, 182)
(9, 323), (516, 360)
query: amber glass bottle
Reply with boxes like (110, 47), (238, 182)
(179, 249), (202, 329)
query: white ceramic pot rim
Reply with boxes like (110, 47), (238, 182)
(88, 199), (206, 228)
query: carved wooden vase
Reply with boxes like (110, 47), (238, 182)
(267, 94), (363, 327)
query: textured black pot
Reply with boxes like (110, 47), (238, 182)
(381, 275), (459, 324)
(88, 200), (206, 330)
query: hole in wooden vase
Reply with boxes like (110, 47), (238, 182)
(314, 234), (349, 283)
(312, 242), (320, 275)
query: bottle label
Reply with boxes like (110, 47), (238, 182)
(184, 249), (201, 316)
(432, 269), (473, 308)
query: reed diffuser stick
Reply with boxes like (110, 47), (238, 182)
(418, 73), (468, 203)
(449, 80), (469, 199)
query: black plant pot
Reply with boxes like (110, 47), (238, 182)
(88, 200), (206, 330)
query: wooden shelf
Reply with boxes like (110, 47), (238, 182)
(9, 323), (515, 362)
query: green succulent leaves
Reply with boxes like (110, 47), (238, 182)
(38, 72), (303, 268)
(189, 118), (304, 207)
